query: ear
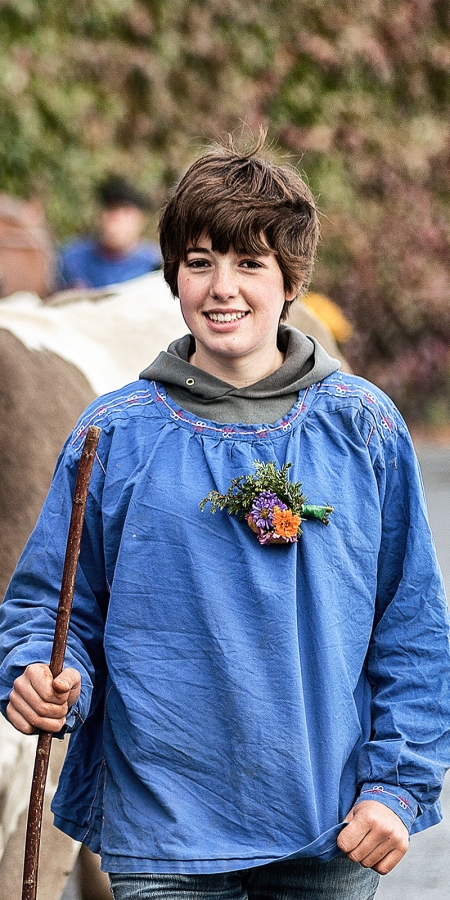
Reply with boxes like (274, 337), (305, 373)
(285, 288), (298, 303)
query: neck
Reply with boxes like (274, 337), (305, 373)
(189, 346), (285, 388)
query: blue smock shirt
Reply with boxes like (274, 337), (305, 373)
(1, 372), (450, 873)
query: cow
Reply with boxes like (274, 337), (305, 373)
(0, 270), (349, 900)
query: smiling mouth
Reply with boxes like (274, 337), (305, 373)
(205, 311), (248, 323)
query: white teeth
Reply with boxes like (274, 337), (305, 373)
(207, 311), (246, 322)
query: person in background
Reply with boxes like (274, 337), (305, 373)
(56, 175), (162, 290)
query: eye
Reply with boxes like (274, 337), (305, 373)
(186, 258), (210, 269)
(240, 259), (263, 269)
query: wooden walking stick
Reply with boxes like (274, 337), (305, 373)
(21, 424), (101, 900)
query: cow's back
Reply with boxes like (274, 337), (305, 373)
(0, 329), (95, 598)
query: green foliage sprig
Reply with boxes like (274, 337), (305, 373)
(200, 460), (306, 519)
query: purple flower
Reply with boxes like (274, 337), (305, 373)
(250, 490), (286, 530)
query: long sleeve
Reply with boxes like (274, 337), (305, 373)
(355, 425), (450, 831)
(0, 438), (108, 729)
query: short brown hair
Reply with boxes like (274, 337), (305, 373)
(158, 137), (319, 321)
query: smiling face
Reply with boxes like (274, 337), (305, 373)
(177, 235), (296, 386)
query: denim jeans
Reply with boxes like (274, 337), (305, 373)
(109, 856), (380, 900)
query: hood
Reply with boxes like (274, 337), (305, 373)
(140, 324), (339, 399)
(139, 324), (340, 425)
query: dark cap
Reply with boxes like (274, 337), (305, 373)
(96, 175), (150, 211)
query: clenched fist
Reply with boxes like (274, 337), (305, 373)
(7, 663), (81, 734)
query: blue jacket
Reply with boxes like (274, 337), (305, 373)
(1, 372), (450, 873)
(57, 237), (162, 290)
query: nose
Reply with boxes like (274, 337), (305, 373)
(209, 260), (239, 301)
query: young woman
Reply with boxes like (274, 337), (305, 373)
(1, 139), (449, 900)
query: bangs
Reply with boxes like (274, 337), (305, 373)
(184, 213), (273, 260)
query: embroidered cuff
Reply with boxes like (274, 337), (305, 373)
(355, 783), (418, 832)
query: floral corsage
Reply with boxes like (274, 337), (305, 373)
(200, 460), (333, 546)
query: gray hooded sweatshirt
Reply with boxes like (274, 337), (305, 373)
(140, 324), (340, 425)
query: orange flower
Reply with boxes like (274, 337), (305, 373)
(272, 506), (301, 539)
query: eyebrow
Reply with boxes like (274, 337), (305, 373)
(186, 245), (211, 254)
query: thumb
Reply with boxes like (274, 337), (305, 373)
(52, 668), (81, 696)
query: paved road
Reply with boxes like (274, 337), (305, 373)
(62, 441), (450, 900)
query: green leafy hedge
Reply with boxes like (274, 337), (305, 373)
(1, 0), (449, 420)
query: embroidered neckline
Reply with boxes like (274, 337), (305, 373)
(151, 380), (314, 440)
